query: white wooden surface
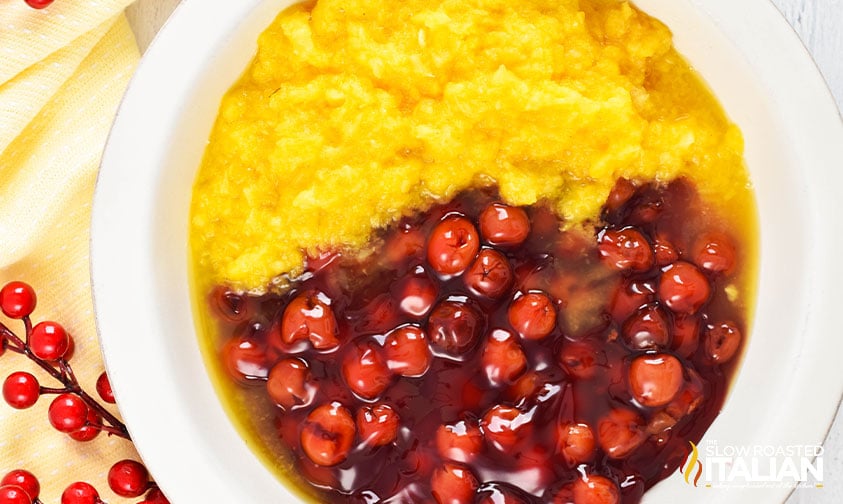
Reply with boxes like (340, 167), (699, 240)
(125, 1), (843, 502)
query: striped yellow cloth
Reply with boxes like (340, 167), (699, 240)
(1, 1), (143, 502)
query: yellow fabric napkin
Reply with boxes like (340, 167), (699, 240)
(1, 1), (143, 502)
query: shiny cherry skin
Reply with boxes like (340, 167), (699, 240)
(481, 329), (527, 386)
(30, 321), (70, 361)
(220, 333), (268, 384)
(428, 300), (482, 358)
(621, 303), (670, 350)
(628, 353), (684, 407)
(0, 485), (32, 504)
(1, 470), (38, 501)
(431, 462), (479, 504)
(341, 341), (391, 400)
(705, 321), (742, 363)
(554, 475), (620, 504)
(557, 423), (596, 466)
(2, 372), (40, 410)
(597, 227), (654, 272)
(60, 482), (99, 504)
(267, 358), (315, 410)
(108, 460), (149, 498)
(427, 215), (480, 276)
(693, 231), (737, 275)
(436, 419), (484, 463)
(508, 292), (556, 340)
(609, 279), (656, 322)
(68, 408), (102, 442)
(597, 407), (646, 459)
(48, 394), (88, 433)
(25, 0), (56, 9)
(395, 267), (438, 318)
(0, 281), (36, 319)
(653, 234), (679, 266)
(478, 203), (531, 247)
(300, 402), (356, 466)
(482, 405), (532, 451)
(279, 291), (339, 350)
(658, 261), (711, 314)
(357, 403), (400, 447)
(465, 249), (514, 299)
(209, 286), (249, 323)
(384, 325), (432, 377)
(95, 372), (115, 404)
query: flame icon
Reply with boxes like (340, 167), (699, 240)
(680, 441), (703, 487)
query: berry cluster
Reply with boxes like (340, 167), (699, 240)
(0, 282), (168, 504)
(211, 180), (746, 503)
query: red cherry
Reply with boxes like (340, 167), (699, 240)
(658, 261), (711, 314)
(628, 353), (684, 407)
(68, 408), (102, 442)
(478, 203), (531, 247)
(267, 358), (315, 410)
(300, 402), (356, 466)
(220, 333), (268, 384)
(693, 231), (737, 275)
(395, 267), (438, 318)
(2, 372), (40, 409)
(30, 321), (70, 361)
(482, 404), (532, 451)
(107, 459), (149, 498)
(508, 292), (556, 340)
(357, 403), (400, 447)
(0, 485), (31, 504)
(597, 227), (654, 272)
(209, 286), (249, 323)
(279, 291), (339, 350)
(554, 475), (620, 504)
(481, 329), (527, 386)
(1, 471), (38, 501)
(621, 304), (670, 350)
(25, 0), (56, 9)
(436, 420), (484, 463)
(140, 488), (170, 504)
(558, 423), (596, 466)
(428, 300), (482, 358)
(604, 178), (636, 214)
(705, 321), (742, 363)
(653, 234), (679, 266)
(427, 215), (480, 276)
(95, 372), (115, 404)
(465, 249), (514, 299)
(476, 483), (531, 504)
(384, 325), (432, 377)
(559, 341), (606, 380)
(0, 282), (36, 319)
(672, 315), (701, 358)
(341, 341), (391, 400)
(61, 482), (99, 504)
(609, 279), (655, 322)
(48, 394), (88, 433)
(431, 462), (479, 504)
(597, 408), (646, 459)
(665, 368), (706, 421)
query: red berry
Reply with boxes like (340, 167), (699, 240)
(209, 286), (249, 323)
(436, 420), (484, 463)
(597, 408), (646, 459)
(658, 261), (711, 314)
(30, 321), (70, 361)
(95, 372), (115, 404)
(394, 266), (438, 318)
(597, 227), (654, 272)
(0, 485), (31, 504)
(220, 333), (268, 384)
(481, 329), (527, 386)
(508, 292), (556, 340)
(479, 203), (531, 247)
(476, 483), (531, 504)
(428, 300), (482, 358)
(482, 404), (532, 451)
(140, 488), (170, 504)
(621, 304), (670, 350)
(653, 234), (679, 266)
(68, 408), (102, 442)
(554, 475), (620, 504)
(628, 353), (684, 407)
(279, 291), (339, 350)
(48, 394), (88, 433)
(431, 462), (479, 504)
(604, 178), (636, 214)
(61, 482), (99, 504)
(357, 403), (399, 447)
(705, 321), (742, 363)
(558, 423), (596, 466)
(427, 215), (480, 276)
(341, 341), (391, 400)
(559, 341), (606, 380)
(693, 231), (737, 275)
(300, 402), (356, 466)
(672, 315), (701, 358)
(609, 279), (655, 322)
(2, 372), (39, 409)
(107, 460), (149, 498)
(384, 325), (432, 377)
(25, 0), (56, 9)
(1, 471), (38, 501)
(0, 282), (36, 319)
(464, 249), (514, 299)
(267, 358), (315, 410)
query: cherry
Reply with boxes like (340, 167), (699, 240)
(385, 226), (426, 264)
(628, 353), (684, 407)
(482, 404), (532, 451)
(465, 249), (514, 299)
(481, 329), (527, 386)
(341, 341), (391, 400)
(427, 215), (480, 276)
(2, 372), (40, 409)
(428, 300), (482, 358)
(279, 291), (339, 350)
(436, 419), (484, 463)
(210, 286), (249, 323)
(357, 403), (400, 447)
(508, 292), (556, 340)
(384, 325), (432, 377)
(658, 261), (711, 314)
(61, 482), (100, 504)
(267, 358), (315, 410)
(653, 234), (679, 266)
(220, 333), (269, 384)
(693, 231), (737, 275)
(554, 475), (620, 504)
(476, 483), (531, 504)
(559, 341), (606, 380)
(140, 488), (170, 504)
(0, 485), (31, 504)
(68, 408), (102, 442)
(609, 279), (655, 322)
(48, 393), (88, 433)
(478, 203), (531, 247)
(0, 281), (36, 319)
(108, 459), (149, 498)
(621, 304), (670, 350)
(705, 321), (742, 363)
(597, 227), (654, 272)
(395, 267), (438, 318)
(30, 321), (70, 361)
(0, 471), (38, 501)
(672, 315), (701, 358)
(597, 408), (646, 459)
(95, 372), (115, 404)
(604, 178), (636, 214)
(300, 402), (356, 466)
(557, 423), (596, 466)
(25, 0), (56, 9)
(431, 462), (479, 504)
